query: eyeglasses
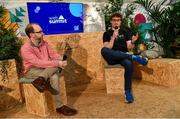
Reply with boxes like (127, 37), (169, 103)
(33, 30), (43, 34)
(112, 19), (121, 22)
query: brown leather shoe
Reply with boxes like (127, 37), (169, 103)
(56, 105), (77, 116)
(32, 77), (46, 92)
(45, 79), (59, 95)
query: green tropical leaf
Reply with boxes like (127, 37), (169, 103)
(134, 0), (179, 57)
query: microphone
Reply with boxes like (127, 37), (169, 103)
(63, 55), (67, 61)
(114, 26), (118, 30)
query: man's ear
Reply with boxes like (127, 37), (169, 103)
(29, 33), (34, 38)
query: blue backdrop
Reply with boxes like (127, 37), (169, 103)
(27, 2), (83, 35)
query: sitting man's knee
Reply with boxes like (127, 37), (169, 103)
(122, 60), (133, 68)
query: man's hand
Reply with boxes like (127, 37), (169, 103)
(104, 30), (119, 49)
(112, 30), (119, 40)
(58, 61), (67, 69)
(58, 55), (64, 61)
(131, 32), (139, 43)
(127, 32), (139, 51)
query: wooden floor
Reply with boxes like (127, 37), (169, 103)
(0, 79), (180, 118)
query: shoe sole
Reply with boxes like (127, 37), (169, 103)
(124, 95), (134, 103)
(125, 100), (134, 103)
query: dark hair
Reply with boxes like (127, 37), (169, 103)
(110, 13), (122, 20)
(25, 23), (38, 38)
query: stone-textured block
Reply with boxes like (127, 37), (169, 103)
(133, 58), (180, 87)
(0, 59), (21, 110)
(105, 65), (124, 94)
(23, 77), (67, 117)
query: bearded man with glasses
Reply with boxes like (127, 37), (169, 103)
(21, 23), (77, 116)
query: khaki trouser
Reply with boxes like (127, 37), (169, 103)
(25, 67), (63, 108)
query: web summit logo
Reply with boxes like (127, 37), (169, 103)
(49, 15), (67, 24)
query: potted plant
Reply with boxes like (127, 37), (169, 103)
(134, 0), (180, 58)
(0, 5), (22, 111)
(0, 5), (22, 79)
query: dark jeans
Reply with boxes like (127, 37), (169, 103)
(101, 47), (133, 91)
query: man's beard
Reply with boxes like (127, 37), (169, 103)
(33, 37), (43, 47)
